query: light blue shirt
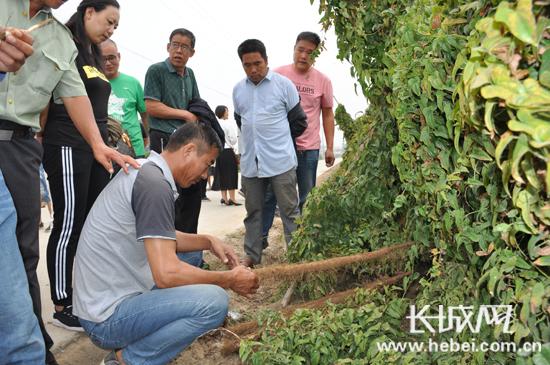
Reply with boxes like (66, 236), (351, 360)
(232, 70), (299, 178)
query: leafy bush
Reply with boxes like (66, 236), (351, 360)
(242, 0), (549, 363)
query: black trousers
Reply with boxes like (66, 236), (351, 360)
(150, 129), (202, 233)
(43, 144), (110, 306)
(0, 133), (55, 356)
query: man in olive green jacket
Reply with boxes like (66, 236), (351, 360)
(0, 1), (137, 363)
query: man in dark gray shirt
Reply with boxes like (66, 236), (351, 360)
(73, 122), (259, 365)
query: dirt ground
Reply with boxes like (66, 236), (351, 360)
(54, 220), (289, 365)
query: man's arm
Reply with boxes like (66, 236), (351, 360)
(145, 99), (197, 122)
(322, 107), (335, 167)
(175, 231), (239, 268)
(63, 96), (139, 173)
(0, 27), (33, 73)
(139, 112), (149, 132)
(144, 237), (258, 295)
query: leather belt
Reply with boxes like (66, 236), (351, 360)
(0, 119), (34, 140)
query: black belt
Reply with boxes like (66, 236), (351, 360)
(0, 119), (34, 140)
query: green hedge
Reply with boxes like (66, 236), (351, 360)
(242, 0), (549, 363)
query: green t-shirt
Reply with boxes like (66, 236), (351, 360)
(108, 73), (147, 157)
(143, 59), (200, 134)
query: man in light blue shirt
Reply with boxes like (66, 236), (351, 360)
(233, 39), (307, 266)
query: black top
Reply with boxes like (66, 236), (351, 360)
(44, 45), (110, 151)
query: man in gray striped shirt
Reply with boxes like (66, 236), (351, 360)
(74, 123), (259, 365)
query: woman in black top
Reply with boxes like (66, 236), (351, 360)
(42, 0), (120, 331)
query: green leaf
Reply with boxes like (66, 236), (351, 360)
(501, 160), (513, 197)
(540, 49), (550, 89)
(520, 156), (541, 190)
(530, 282), (545, 313)
(521, 294), (530, 323)
(482, 78), (550, 111)
(470, 147), (493, 161)
(533, 344), (550, 365)
(495, 132), (517, 169)
(514, 110), (550, 148)
(516, 189), (538, 233)
(488, 267), (501, 296)
(484, 101), (496, 136)
(494, 0), (537, 46)
(511, 134), (530, 184)
(534, 256), (550, 267)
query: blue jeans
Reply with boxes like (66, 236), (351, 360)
(262, 150), (319, 236)
(0, 169), (45, 364)
(296, 149), (319, 209)
(79, 251), (228, 365)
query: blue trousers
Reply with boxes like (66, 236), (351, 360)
(79, 251), (228, 365)
(0, 168), (45, 364)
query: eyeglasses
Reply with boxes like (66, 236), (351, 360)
(103, 55), (118, 63)
(169, 42), (192, 52)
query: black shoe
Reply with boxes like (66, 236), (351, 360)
(46, 350), (59, 365)
(262, 236), (269, 249)
(228, 200), (242, 206)
(201, 196), (211, 201)
(220, 199), (228, 205)
(52, 305), (84, 332)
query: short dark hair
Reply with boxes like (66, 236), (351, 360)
(101, 38), (117, 48)
(214, 105), (227, 119)
(237, 39), (267, 61)
(296, 31), (321, 47)
(165, 122), (222, 154)
(169, 28), (195, 48)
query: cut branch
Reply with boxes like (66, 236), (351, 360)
(253, 242), (412, 281)
(223, 271), (411, 355)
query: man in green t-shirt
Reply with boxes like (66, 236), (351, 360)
(101, 39), (149, 157)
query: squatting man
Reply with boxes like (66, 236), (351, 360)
(73, 122), (259, 365)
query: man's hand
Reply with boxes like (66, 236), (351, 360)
(228, 266), (259, 296)
(92, 143), (140, 174)
(325, 147), (335, 167)
(182, 110), (198, 122)
(209, 236), (239, 268)
(0, 27), (34, 72)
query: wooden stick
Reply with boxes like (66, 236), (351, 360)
(1, 19), (53, 41)
(281, 281), (297, 307)
(27, 18), (54, 33)
(253, 242), (412, 281)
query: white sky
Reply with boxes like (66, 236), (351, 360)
(53, 0), (368, 150)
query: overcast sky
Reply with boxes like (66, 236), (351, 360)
(53, 0), (367, 150)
